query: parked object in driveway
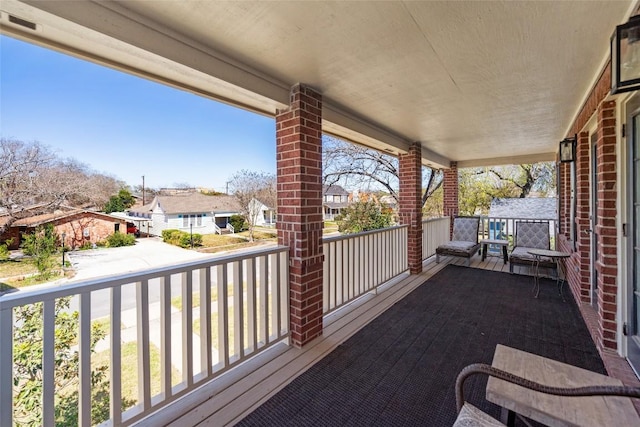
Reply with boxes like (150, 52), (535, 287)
(126, 222), (140, 237)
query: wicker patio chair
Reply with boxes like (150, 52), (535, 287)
(435, 216), (481, 267)
(508, 221), (556, 274)
(453, 363), (640, 427)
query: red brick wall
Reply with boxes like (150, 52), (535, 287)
(575, 131), (592, 301)
(54, 213), (125, 249)
(276, 84), (324, 348)
(398, 143), (423, 274)
(558, 59), (620, 352)
(560, 132), (592, 304)
(596, 100), (618, 351)
(443, 161), (459, 238)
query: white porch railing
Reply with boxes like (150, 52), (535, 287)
(213, 224), (222, 235)
(422, 217), (451, 260)
(322, 225), (408, 315)
(227, 224), (235, 234)
(0, 246), (289, 426)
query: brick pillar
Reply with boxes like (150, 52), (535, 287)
(398, 142), (423, 274)
(276, 84), (324, 348)
(596, 100), (617, 351)
(574, 131), (591, 302)
(443, 161), (459, 238)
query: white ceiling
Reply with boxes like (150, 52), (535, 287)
(0, 1), (635, 168)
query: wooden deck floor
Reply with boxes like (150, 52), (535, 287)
(138, 254), (625, 426)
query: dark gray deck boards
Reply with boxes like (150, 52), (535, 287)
(237, 265), (605, 426)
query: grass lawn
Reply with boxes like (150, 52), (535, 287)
(200, 234), (247, 247)
(323, 221), (340, 234)
(93, 341), (181, 408)
(0, 258), (38, 278)
(237, 230), (277, 240)
(0, 255), (65, 290)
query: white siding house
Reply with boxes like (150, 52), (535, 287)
(250, 198), (276, 227)
(129, 193), (242, 236)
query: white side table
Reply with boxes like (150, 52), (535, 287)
(527, 249), (570, 300)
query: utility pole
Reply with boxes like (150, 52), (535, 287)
(142, 175), (145, 205)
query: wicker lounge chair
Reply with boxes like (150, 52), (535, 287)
(435, 216), (481, 267)
(509, 221), (556, 274)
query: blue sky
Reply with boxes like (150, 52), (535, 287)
(0, 35), (276, 191)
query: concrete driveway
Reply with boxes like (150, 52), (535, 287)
(67, 237), (210, 282)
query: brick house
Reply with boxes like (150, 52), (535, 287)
(1, 210), (128, 250)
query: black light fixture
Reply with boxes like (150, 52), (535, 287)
(611, 15), (640, 94)
(559, 136), (576, 163)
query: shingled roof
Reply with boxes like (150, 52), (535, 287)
(143, 193), (243, 215)
(489, 198), (557, 220)
(323, 185), (349, 196)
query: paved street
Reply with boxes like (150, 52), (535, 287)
(67, 237), (210, 281)
(62, 238), (211, 317)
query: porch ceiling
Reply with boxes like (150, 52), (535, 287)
(1, 1), (635, 168)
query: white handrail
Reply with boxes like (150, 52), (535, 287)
(322, 225), (408, 315)
(0, 246), (289, 426)
(422, 217), (451, 260)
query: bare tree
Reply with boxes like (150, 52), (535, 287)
(0, 138), (120, 235)
(488, 163), (555, 198)
(228, 170), (276, 242)
(322, 136), (442, 208)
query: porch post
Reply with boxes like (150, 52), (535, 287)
(574, 131), (591, 302)
(596, 99), (618, 351)
(443, 161), (459, 238)
(399, 142), (423, 274)
(276, 84), (324, 348)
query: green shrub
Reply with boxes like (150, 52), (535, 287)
(79, 241), (94, 250)
(162, 229), (182, 244)
(0, 239), (12, 261)
(178, 233), (202, 248)
(229, 215), (247, 232)
(105, 232), (136, 247)
(162, 229), (202, 248)
(21, 225), (57, 279)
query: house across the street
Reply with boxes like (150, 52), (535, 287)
(323, 185), (350, 220)
(0, 209), (128, 250)
(129, 192), (243, 236)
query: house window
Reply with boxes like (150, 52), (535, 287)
(333, 195), (341, 202)
(183, 215), (189, 227)
(196, 214), (202, 226)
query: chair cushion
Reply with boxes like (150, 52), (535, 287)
(453, 217), (480, 243)
(509, 247), (556, 268)
(453, 403), (506, 427)
(515, 222), (550, 249)
(436, 241), (480, 258)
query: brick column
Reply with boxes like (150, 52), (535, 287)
(443, 161), (459, 238)
(398, 143), (423, 274)
(596, 100), (618, 351)
(276, 84), (324, 348)
(574, 131), (591, 302)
